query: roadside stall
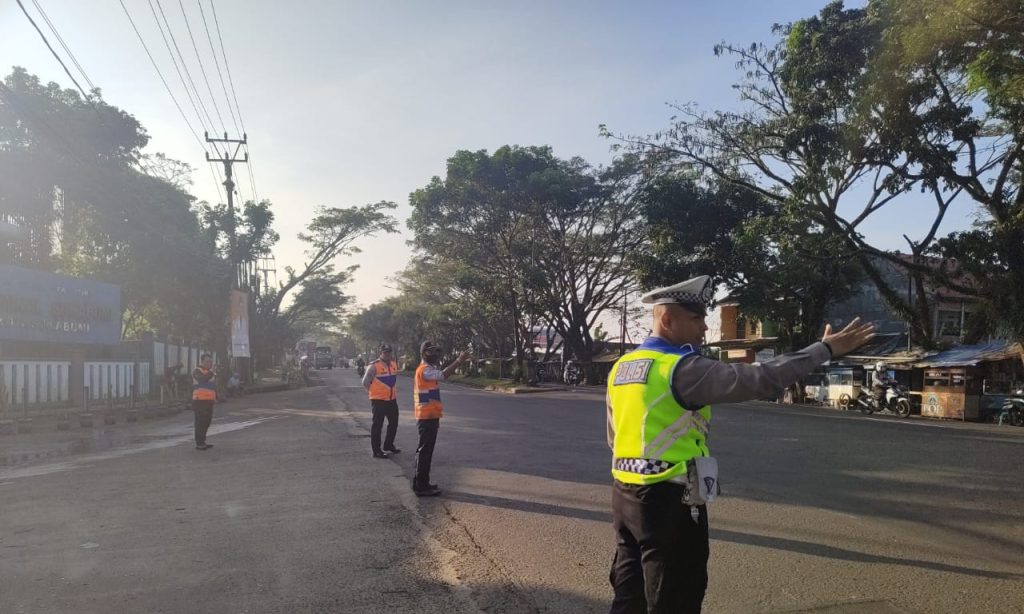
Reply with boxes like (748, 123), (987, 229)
(913, 341), (1024, 421)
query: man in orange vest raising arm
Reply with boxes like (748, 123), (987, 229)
(362, 343), (401, 459)
(412, 341), (472, 497)
(192, 354), (217, 450)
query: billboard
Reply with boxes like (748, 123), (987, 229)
(0, 265), (121, 345)
(229, 289), (251, 358)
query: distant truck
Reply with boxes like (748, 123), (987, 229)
(314, 346), (334, 370)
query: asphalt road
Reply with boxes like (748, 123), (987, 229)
(328, 368), (1024, 614)
(2, 368), (1022, 613)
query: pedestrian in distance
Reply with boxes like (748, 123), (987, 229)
(606, 275), (875, 613)
(412, 341), (472, 497)
(192, 354), (218, 450)
(363, 343), (402, 459)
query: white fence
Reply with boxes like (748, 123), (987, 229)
(153, 341), (215, 383)
(0, 361), (71, 405)
(83, 362), (151, 401)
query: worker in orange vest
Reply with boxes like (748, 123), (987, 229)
(192, 353), (217, 450)
(412, 341), (471, 496)
(362, 343), (401, 459)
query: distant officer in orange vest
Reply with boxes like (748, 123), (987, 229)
(413, 341), (471, 497)
(192, 354), (217, 450)
(362, 343), (401, 459)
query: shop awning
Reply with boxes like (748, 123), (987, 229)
(914, 341), (1024, 368)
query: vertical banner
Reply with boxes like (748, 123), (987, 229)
(229, 289), (251, 358)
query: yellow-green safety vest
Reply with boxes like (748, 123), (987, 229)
(607, 340), (711, 485)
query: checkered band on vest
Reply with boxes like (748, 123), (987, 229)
(614, 457), (676, 475)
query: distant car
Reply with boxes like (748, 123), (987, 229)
(314, 346), (334, 370)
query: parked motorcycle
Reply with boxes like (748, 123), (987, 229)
(841, 384), (911, 418)
(998, 388), (1024, 426)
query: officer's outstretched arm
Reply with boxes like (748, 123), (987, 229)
(672, 318), (874, 408)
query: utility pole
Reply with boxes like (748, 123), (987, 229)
(206, 132), (250, 382)
(205, 132), (248, 287)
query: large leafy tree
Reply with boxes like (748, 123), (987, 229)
(410, 146), (641, 380)
(604, 2), (959, 346)
(0, 67), (229, 343)
(250, 202), (397, 367)
(871, 0), (1024, 341)
(634, 175), (860, 347)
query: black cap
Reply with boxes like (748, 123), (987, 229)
(420, 340), (439, 354)
(379, 343), (393, 353)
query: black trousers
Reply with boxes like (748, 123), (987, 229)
(192, 400), (214, 445)
(413, 418), (440, 489)
(609, 480), (710, 614)
(370, 399), (399, 454)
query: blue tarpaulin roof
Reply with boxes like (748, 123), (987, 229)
(914, 341), (1024, 368)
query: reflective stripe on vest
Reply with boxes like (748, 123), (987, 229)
(607, 346), (711, 485)
(192, 368), (217, 401)
(414, 364), (443, 420)
(368, 360), (398, 401)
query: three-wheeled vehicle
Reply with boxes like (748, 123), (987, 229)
(827, 365), (867, 410)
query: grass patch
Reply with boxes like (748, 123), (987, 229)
(448, 374), (520, 390)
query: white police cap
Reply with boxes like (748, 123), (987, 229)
(641, 275), (713, 314)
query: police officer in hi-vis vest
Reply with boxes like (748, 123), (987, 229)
(412, 340), (471, 497)
(606, 275), (875, 613)
(192, 353), (217, 450)
(362, 343), (402, 459)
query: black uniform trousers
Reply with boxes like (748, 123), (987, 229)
(412, 418), (440, 489)
(370, 399), (399, 454)
(192, 399), (214, 445)
(609, 480), (710, 614)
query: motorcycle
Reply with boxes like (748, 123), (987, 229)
(998, 388), (1024, 426)
(564, 363), (583, 387)
(843, 383), (911, 418)
(356, 364), (365, 377)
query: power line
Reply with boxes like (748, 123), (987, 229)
(150, 0), (216, 137)
(15, 0), (91, 102)
(147, 0), (233, 205)
(196, 0), (239, 136)
(29, 0), (96, 92)
(209, 0), (260, 203)
(176, 0), (226, 133)
(119, 0), (203, 149)
(118, 0), (222, 201)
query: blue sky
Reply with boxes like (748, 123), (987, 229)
(1, 0), (975, 311)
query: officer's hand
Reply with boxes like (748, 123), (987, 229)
(822, 317), (876, 357)
(457, 350), (472, 363)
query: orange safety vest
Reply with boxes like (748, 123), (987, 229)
(368, 359), (398, 401)
(414, 363), (443, 420)
(192, 367), (217, 401)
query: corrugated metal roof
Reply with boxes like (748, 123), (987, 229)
(914, 341), (1024, 368)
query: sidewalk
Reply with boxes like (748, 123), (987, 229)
(0, 377), (482, 614)
(0, 381), (298, 468)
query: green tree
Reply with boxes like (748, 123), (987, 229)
(633, 175), (860, 347)
(0, 67), (230, 345)
(871, 0), (1024, 341)
(604, 1), (956, 346)
(410, 146), (641, 380)
(251, 202), (397, 367)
